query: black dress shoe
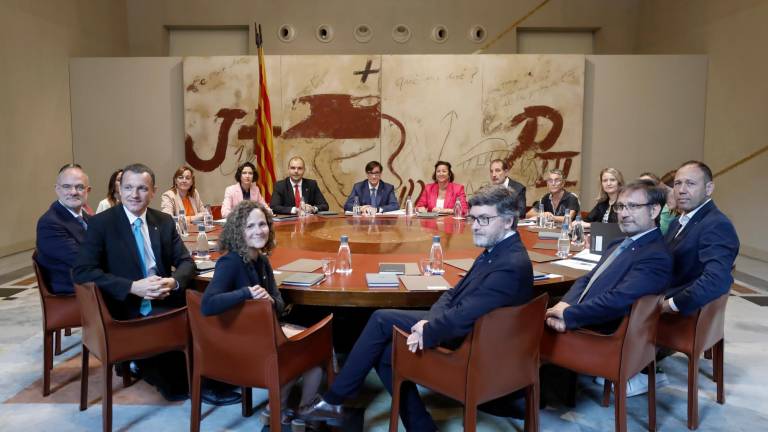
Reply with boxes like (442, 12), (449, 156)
(201, 386), (242, 406)
(157, 386), (189, 402)
(298, 394), (344, 420)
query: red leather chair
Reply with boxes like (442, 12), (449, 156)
(389, 294), (549, 432)
(74, 282), (190, 432)
(656, 293), (728, 429)
(186, 290), (335, 432)
(32, 250), (81, 396)
(540, 294), (664, 432)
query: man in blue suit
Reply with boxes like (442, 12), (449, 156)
(545, 181), (673, 397)
(36, 163), (92, 294)
(301, 185), (534, 430)
(343, 160), (399, 213)
(662, 160), (739, 315)
(545, 181), (672, 334)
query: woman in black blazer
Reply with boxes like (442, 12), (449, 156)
(202, 200), (322, 423)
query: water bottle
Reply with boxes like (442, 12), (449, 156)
(195, 224), (210, 259)
(556, 221), (571, 258)
(352, 196), (361, 217)
(177, 208), (188, 237)
(571, 215), (585, 248)
(298, 197), (306, 218)
(453, 200), (463, 219)
(336, 235), (352, 274)
(203, 205), (213, 228)
(405, 197), (414, 216)
(429, 235), (445, 275)
(562, 213), (571, 235)
(537, 202), (545, 228)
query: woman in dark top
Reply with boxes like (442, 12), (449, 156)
(581, 167), (624, 228)
(202, 200), (321, 422)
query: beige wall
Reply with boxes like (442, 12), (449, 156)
(635, 0), (768, 260)
(124, 0), (639, 56)
(0, 0), (128, 257)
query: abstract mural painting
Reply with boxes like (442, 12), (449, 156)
(183, 54), (584, 211)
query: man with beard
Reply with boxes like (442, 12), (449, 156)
(300, 185), (534, 431)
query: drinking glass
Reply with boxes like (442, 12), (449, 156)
(418, 258), (433, 276)
(321, 258), (336, 276)
(556, 237), (571, 258)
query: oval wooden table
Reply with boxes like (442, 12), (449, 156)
(192, 214), (587, 308)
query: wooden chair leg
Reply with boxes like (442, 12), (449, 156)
(242, 387), (253, 417)
(615, 378), (627, 432)
(603, 379), (612, 407)
(714, 339), (725, 404)
(648, 363), (656, 432)
(120, 361), (132, 388)
(525, 382), (540, 432)
(268, 387), (282, 432)
(190, 369), (202, 432)
(54, 329), (62, 355)
(463, 402), (478, 432)
(103, 362), (113, 432)
(80, 346), (90, 411)
(65, 327), (72, 336)
(389, 376), (403, 432)
(43, 330), (53, 396)
(687, 355), (699, 430)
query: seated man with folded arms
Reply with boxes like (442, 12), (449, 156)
(73, 163), (240, 406)
(662, 161), (739, 313)
(270, 156), (329, 215)
(36, 163), (92, 294)
(343, 160), (399, 214)
(545, 181), (673, 396)
(301, 185), (534, 431)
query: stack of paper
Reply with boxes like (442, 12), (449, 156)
(280, 272), (326, 287)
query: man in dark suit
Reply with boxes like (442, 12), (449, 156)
(662, 160), (739, 315)
(545, 181), (672, 334)
(270, 156), (329, 214)
(73, 163), (239, 405)
(490, 158), (527, 216)
(302, 185), (534, 430)
(544, 181), (673, 398)
(343, 160), (399, 214)
(36, 163), (92, 294)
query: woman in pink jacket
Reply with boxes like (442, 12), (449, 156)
(415, 161), (468, 216)
(221, 162), (269, 217)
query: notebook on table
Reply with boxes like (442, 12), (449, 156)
(280, 272), (326, 287)
(399, 275), (451, 291)
(366, 273), (401, 288)
(378, 262), (421, 275)
(443, 258), (475, 272)
(277, 259), (324, 272)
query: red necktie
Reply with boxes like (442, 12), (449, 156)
(294, 183), (301, 208)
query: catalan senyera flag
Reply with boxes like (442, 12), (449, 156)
(255, 24), (276, 202)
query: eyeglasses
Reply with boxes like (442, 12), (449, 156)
(57, 184), (87, 192)
(546, 178), (563, 185)
(466, 215), (500, 226)
(612, 202), (652, 212)
(366, 171), (382, 176)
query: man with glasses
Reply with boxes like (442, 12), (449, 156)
(74, 163), (239, 406)
(36, 164), (92, 294)
(525, 168), (580, 224)
(544, 181), (672, 396)
(662, 160), (739, 315)
(343, 160), (399, 214)
(301, 185), (533, 430)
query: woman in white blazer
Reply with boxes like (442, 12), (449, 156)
(161, 165), (206, 222)
(221, 161), (268, 217)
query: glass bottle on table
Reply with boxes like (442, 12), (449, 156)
(352, 196), (361, 217)
(405, 197), (414, 216)
(571, 215), (585, 248)
(195, 224), (210, 260)
(556, 221), (571, 259)
(203, 205), (213, 228)
(452, 200), (463, 220)
(177, 208), (188, 238)
(336, 235), (352, 275)
(298, 197), (306, 218)
(537, 202), (546, 228)
(429, 235), (444, 275)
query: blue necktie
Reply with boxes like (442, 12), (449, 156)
(132, 219), (152, 316)
(76, 215), (88, 230)
(370, 188), (377, 206)
(578, 237), (633, 303)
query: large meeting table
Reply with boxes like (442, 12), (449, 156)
(192, 214), (588, 309)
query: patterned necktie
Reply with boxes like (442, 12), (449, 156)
(76, 215), (88, 230)
(132, 219), (152, 316)
(370, 188), (377, 205)
(294, 183), (301, 208)
(577, 237), (633, 303)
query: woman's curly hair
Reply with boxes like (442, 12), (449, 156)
(218, 201), (276, 260)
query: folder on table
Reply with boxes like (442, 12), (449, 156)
(280, 272), (326, 287)
(366, 273), (401, 288)
(277, 259), (323, 272)
(399, 275), (451, 291)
